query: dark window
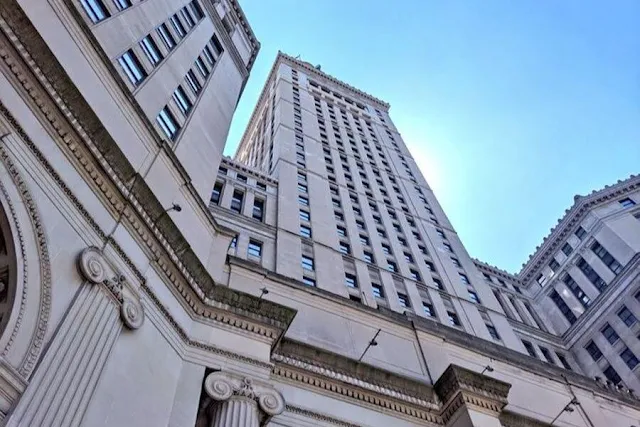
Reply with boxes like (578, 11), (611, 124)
(404, 253), (414, 263)
(298, 196), (309, 206)
(140, 35), (163, 66)
(185, 70), (202, 94)
(173, 85), (192, 115)
(486, 324), (500, 340)
(300, 225), (312, 238)
(349, 295), (362, 304)
(247, 240), (262, 258)
(81, 0), (109, 22)
(562, 274), (591, 308)
(211, 34), (224, 56)
(157, 23), (176, 51)
(170, 14), (187, 38)
(156, 107), (180, 140)
(576, 257), (607, 291)
(339, 242), (351, 255)
(618, 306), (637, 327)
(448, 311), (461, 327)
(422, 302), (435, 317)
(619, 197), (636, 208)
(118, 50), (147, 85)
(181, 6), (196, 28)
(410, 269), (421, 282)
(561, 243), (573, 256)
(229, 236), (237, 249)
(549, 290), (577, 324)
(459, 273), (470, 285)
(252, 199), (264, 221)
(195, 57), (210, 79)
(345, 273), (358, 289)
(301, 255), (314, 271)
(468, 288), (480, 304)
(211, 181), (223, 204)
(575, 226), (587, 240)
(556, 353), (572, 371)
(433, 278), (444, 290)
(539, 347), (553, 364)
(601, 323), (619, 345)
(336, 226), (347, 237)
(591, 241), (623, 274)
(621, 347), (639, 370)
(387, 261), (397, 273)
(522, 340), (538, 358)
(549, 259), (560, 272)
(302, 276), (316, 287)
(603, 365), (622, 385)
(372, 283), (384, 298)
(363, 251), (374, 264)
(189, 0), (204, 20)
(585, 340), (603, 361)
(299, 210), (310, 222)
(230, 190), (243, 213)
(398, 293), (410, 308)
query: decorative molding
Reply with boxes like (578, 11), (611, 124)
(120, 297), (144, 330)
(284, 404), (363, 427)
(500, 411), (550, 427)
(0, 132), (51, 378)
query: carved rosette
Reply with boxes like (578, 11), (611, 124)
(78, 246), (109, 284)
(120, 298), (144, 329)
(204, 371), (285, 425)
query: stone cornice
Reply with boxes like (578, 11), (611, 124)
(434, 365), (510, 412)
(221, 157), (278, 185)
(519, 174), (640, 284)
(473, 259), (521, 283)
(500, 411), (550, 427)
(0, 2), (295, 336)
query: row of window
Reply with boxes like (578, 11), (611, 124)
(80, 0), (137, 23)
(521, 339), (572, 370)
(211, 182), (265, 222)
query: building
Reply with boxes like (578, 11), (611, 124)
(0, 0), (637, 425)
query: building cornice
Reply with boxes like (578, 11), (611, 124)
(226, 0), (260, 70)
(519, 174), (640, 284)
(221, 157), (279, 185)
(473, 259), (521, 283)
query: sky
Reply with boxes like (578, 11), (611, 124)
(224, 0), (640, 274)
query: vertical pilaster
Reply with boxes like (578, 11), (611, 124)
(210, 397), (260, 427)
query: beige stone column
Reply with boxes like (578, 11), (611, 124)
(204, 372), (285, 427)
(6, 247), (144, 427)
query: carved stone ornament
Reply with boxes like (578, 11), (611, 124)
(78, 246), (109, 284)
(120, 298), (144, 330)
(204, 372), (285, 416)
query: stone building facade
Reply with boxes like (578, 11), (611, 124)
(0, 0), (636, 426)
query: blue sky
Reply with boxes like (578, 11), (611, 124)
(225, 0), (640, 273)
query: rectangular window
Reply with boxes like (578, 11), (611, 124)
(203, 45), (216, 67)
(170, 14), (187, 38)
(336, 226), (347, 237)
(299, 210), (310, 222)
(230, 190), (243, 213)
(302, 276), (316, 287)
(81, 0), (109, 23)
(591, 241), (623, 275)
(433, 278), (444, 290)
(601, 323), (620, 345)
(189, 0), (205, 20)
(404, 253), (414, 263)
(539, 347), (553, 364)
(300, 225), (312, 238)
(298, 183), (308, 193)
(156, 107), (180, 140)
(195, 57), (210, 79)
(422, 302), (435, 317)
(486, 324), (500, 340)
(301, 255), (314, 271)
(247, 240), (262, 258)
(522, 340), (538, 358)
(556, 353), (572, 371)
(562, 274), (591, 308)
(359, 235), (370, 246)
(459, 273), (470, 285)
(575, 226), (587, 240)
(410, 269), (421, 282)
(549, 290), (577, 324)
(372, 283), (384, 298)
(211, 34), (224, 56)
(211, 181), (223, 204)
(468, 288), (480, 304)
(549, 259), (560, 272)
(181, 6), (196, 28)
(140, 35), (163, 66)
(229, 236), (237, 249)
(443, 242), (454, 253)
(339, 242), (351, 255)
(252, 199), (264, 221)
(398, 293), (410, 308)
(118, 50), (147, 86)
(585, 340), (603, 361)
(619, 197), (636, 208)
(345, 273), (358, 288)
(618, 306), (637, 327)
(157, 24), (176, 51)
(298, 196), (309, 206)
(561, 242), (573, 256)
(448, 311), (461, 327)
(185, 70), (202, 95)
(387, 261), (397, 273)
(363, 251), (374, 264)
(173, 85), (192, 116)
(576, 257), (607, 291)
(603, 365), (622, 385)
(621, 347), (639, 370)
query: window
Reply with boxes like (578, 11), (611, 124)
(585, 340), (602, 361)
(252, 199), (264, 221)
(433, 278), (444, 290)
(556, 353), (572, 370)
(302, 276), (316, 287)
(140, 35), (163, 66)
(443, 242), (454, 253)
(156, 107), (180, 140)
(591, 241), (623, 274)
(422, 302), (435, 317)
(298, 196), (309, 206)
(618, 306), (637, 327)
(603, 365), (622, 385)
(621, 347), (639, 370)
(339, 242), (351, 255)
(539, 347), (553, 363)
(356, 220), (366, 230)
(229, 236), (237, 249)
(576, 257), (606, 291)
(381, 244), (391, 255)
(486, 324), (500, 340)
(157, 23), (176, 51)
(211, 181), (223, 204)
(404, 253), (414, 263)
(195, 57), (210, 79)
(247, 240), (262, 258)
(299, 210), (310, 222)
(601, 323), (619, 345)
(398, 293), (410, 308)
(210, 34), (224, 56)
(550, 290), (577, 324)
(81, 0), (109, 23)
(436, 229), (446, 239)
(522, 340), (537, 358)
(619, 197), (636, 208)
(173, 85), (192, 115)
(181, 6), (196, 28)
(335, 211), (344, 221)
(425, 261), (435, 272)
(301, 255), (314, 271)
(418, 245), (428, 256)
(459, 273), (470, 285)
(185, 70), (202, 94)
(363, 251), (374, 264)
(549, 259), (560, 272)
(561, 243), (573, 256)
(575, 226), (587, 240)
(118, 50), (147, 86)
(360, 235), (370, 246)
(483, 273), (492, 282)
(451, 258), (461, 268)
(345, 273), (358, 288)
(226, 189), (245, 214)
(337, 226), (347, 237)
(349, 295), (362, 304)
(170, 14), (187, 38)
(562, 274), (591, 308)
(410, 269), (421, 282)
(300, 225), (312, 238)
(189, 1), (204, 20)
(372, 283), (384, 298)
(468, 288), (480, 304)
(203, 45), (216, 67)
(448, 311), (461, 327)
(298, 183), (308, 193)
(387, 261), (398, 273)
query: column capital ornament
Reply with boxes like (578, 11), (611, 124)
(204, 372), (285, 417)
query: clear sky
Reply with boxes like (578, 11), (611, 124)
(224, 0), (640, 273)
